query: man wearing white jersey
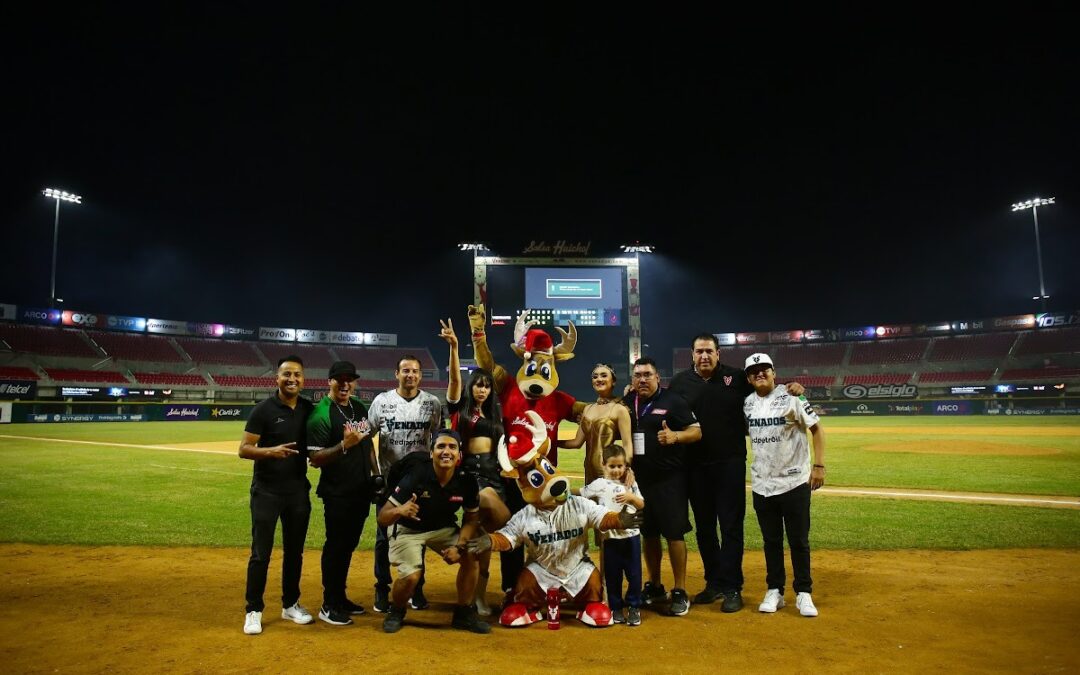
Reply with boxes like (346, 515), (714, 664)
(743, 353), (826, 617)
(367, 354), (444, 612)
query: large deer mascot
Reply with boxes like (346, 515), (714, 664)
(467, 411), (643, 627)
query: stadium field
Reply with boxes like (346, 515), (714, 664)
(1, 417), (1078, 673)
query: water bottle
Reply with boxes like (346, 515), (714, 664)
(547, 587), (560, 630)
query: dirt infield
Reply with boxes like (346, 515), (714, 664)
(1, 545), (1076, 673)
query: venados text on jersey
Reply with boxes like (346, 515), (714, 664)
(527, 526), (585, 546)
(748, 416), (787, 427)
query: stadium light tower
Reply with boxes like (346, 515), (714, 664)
(1011, 197), (1054, 312)
(43, 188), (82, 309)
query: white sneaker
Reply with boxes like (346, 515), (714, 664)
(758, 589), (785, 613)
(244, 611), (263, 635)
(281, 602), (314, 624)
(796, 592), (818, 617)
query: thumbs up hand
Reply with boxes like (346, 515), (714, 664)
(657, 419), (680, 446)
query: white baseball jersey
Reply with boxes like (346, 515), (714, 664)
(367, 389), (443, 475)
(744, 384), (821, 497)
(497, 495), (610, 596)
(580, 478), (641, 540)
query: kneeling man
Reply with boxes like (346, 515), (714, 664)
(377, 429), (490, 634)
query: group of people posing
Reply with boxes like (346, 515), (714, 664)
(237, 320), (826, 635)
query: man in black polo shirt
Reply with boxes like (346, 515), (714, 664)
(307, 360), (374, 626)
(621, 356), (701, 617)
(669, 334), (802, 613)
(238, 355), (315, 636)
(376, 429), (490, 634)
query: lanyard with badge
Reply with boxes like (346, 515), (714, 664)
(632, 388), (662, 457)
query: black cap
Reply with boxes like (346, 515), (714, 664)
(328, 361), (359, 380)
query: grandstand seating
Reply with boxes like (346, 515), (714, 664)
(133, 372), (208, 386)
(843, 373), (913, 385)
(849, 339), (928, 365)
(927, 333), (1017, 361)
(257, 343), (335, 370)
(211, 375), (277, 388)
(0, 366), (40, 380)
(334, 346), (438, 370)
(777, 375), (835, 387)
(44, 368), (129, 384)
(772, 343), (847, 368)
(176, 338), (263, 366)
(1012, 328), (1080, 356)
(917, 370), (994, 383)
(90, 331), (184, 362)
(0, 325), (98, 357)
(999, 367), (1080, 381)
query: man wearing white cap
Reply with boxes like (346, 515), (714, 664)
(742, 353), (826, 617)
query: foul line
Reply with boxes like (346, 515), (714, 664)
(0, 434), (234, 456)
(3, 434), (1077, 508)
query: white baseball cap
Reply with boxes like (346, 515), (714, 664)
(744, 353), (774, 371)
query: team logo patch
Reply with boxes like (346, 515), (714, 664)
(723, 375), (732, 386)
(651, 408), (668, 415)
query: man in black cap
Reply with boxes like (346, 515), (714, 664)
(307, 360), (374, 626)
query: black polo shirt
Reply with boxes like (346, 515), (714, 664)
(669, 365), (754, 464)
(245, 393), (314, 495)
(388, 463), (480, 532)
(621, 387), (697, 479)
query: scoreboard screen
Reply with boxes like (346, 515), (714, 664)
(487, 266), (625, 327)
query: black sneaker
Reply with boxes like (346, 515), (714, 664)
(373, 587), (390, 614)
(318, 605), (353, 626)
(642, 582), (668, 606)
(382, 606), (406, 633)
(626, 606), (642, 626)
(612, 608), (626, 624)
(694, 586), (723, 604)
(409, 588), (430, 610)
(451, 604), (491, 634)
(342, 598), (366, 616)
(670, 588), (690, 616)
(721, 590), (744, 613)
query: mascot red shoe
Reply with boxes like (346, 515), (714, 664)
(466, 411), (643, 627)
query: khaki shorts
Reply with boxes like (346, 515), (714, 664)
(389, 525), (461, 577)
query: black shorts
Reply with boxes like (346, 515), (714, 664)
(462, 453), (506, 499)
(638, 469), (691, 540)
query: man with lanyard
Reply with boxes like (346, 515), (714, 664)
(668, 334), (803, 613)
(366, 354), (443, 613)
(377, 429), (490, 634)
(621, 356), (701, 617)
(238, 356), (315, 635)
(307, 360), (374, 626)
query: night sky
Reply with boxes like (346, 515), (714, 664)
(4, 7), (1078, 359)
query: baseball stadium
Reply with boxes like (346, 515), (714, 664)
(1, 300), (1077, 672)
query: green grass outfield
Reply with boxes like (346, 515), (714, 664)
(0, 416), (1077, 550)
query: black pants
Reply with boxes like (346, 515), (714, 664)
(752, 483), (812, 594)
(689, 458), (746, 592)
(603, 535), (642, 610)
(500, 477), (526, 594)
(245, 486), (311, 613)
(321, 494), (369, 608)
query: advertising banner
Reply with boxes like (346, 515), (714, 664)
(1035, 311), (1080, 328)
(222, 325), (257, 339)
(61, 310), (105, 328)
(840, 326), (877, 340)
(163, 405), (201, 420)
(802, 329), (834, 342)
(931, 401), (972, 415)
(887, 402), (926, 414)
(259, 327), (296, 342)
(991, 314), (1036, 331)
(714, 333), (737, 346)
(0, 402), (10, 423)
(330, 331), (364, 346)
(25, 413), (147, 423)
(0, 303), (17, 321)
(19, 307), (62, 326)
(949, 319), (986, 333)
(363, 332), (397, 346)
(1001, 407), (1080, 416)
(735, 332), (767, 345)
(841, 384), (919, 400)
(0, 380), (37, 399)
(146, 318), (192, 335)
(105, 315), (147, 332)
(769, 330), (804, 344)
(190, 323), (226, 338)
